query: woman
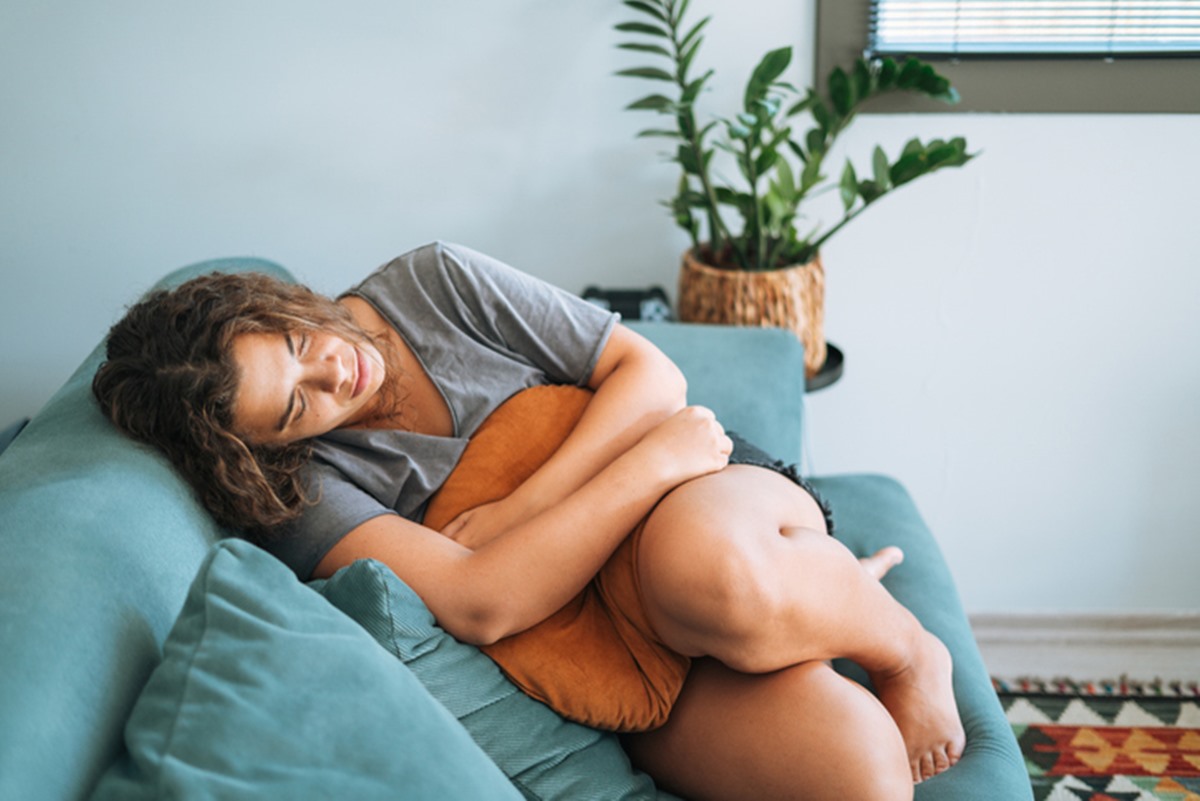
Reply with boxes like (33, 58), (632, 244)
(94, 242), (964, 800)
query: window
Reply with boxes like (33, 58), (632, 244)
(816, 0), (1200, 112)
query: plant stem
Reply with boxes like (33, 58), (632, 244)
(743, 137), (765, 270)
(666, 13), (742, 267)
(806, 200), (871, 258)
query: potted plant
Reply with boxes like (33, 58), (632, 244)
(615, 0), (975, 375)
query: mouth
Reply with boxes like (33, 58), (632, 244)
(351, 347), (369, 399)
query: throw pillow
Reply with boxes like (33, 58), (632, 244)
(89, 539), (522, 801)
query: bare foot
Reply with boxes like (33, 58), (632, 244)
(859, 546), (904, 581)
(871, 630), (966, 783)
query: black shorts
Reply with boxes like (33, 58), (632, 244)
(726, 432), (835, 536)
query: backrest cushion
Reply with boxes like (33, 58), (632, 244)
(627, 322), (806, 465)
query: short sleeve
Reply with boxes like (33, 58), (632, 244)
(349, 242), (619, 390)
(263, 462), (397, 580)
(441, 243), (618, 386)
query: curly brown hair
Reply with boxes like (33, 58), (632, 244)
(92, 271), (393, 539)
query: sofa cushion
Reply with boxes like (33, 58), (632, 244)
(318, 559), (676, 801)
(90, 539), (522, 801)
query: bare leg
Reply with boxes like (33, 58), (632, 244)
(624, 658), (913, 801)
(637, 466), (965, 783)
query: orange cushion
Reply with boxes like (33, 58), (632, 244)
(423, 385), (690, 732)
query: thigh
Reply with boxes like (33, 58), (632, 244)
(633, 466), (840, 664)
(623, 658), (913, 801)
(651, 463), (828, 539)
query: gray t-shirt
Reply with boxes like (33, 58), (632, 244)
(264, 242), (618, 578)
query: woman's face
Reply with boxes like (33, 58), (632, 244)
(229, 328), (386, 445)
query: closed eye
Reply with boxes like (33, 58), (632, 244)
(293, 332), (310, 425)
(276, 333), (305, 433)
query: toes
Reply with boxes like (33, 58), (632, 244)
(916, 751), (936, 783)
(912, 746), (958, 784)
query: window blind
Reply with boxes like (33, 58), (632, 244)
(869, 0), (1200, 57)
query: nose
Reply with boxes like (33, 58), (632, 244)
(305, 342), (349, 394)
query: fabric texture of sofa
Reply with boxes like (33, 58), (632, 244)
(0, 257), (1032, 800)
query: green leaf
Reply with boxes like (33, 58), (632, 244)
(756, 95), (783, 120)
(873, 145), (890, 189)
(617, 42), (673, 58)
(626, 93), (675, 112)
(636, 128), (682, 138)
(679, 15), (712, 51)
(682, 69), (714, 103)
(896, 58), (922, 88)
(614, 21), (670, 37)
(674, 0), (693, 26)
(755, 149), (778, 176)
(714, 187), (740, 206)
(616, 66), (675, 82)
(677, 144), (703, 175)
(828, 67), (853, 117)
(787, 138), (808, 164)
(764, 187), (789, 231)
(853, 59), (873, 101)
(839, 161), (859, 211)
(810, 99), (832, 132)
(744, 47), (792, 111)
(680, 38), (703, 76)
(775, 156), (796, 200)
(800, 157), (823, 192)
(876, 57), (898, 90)
(889, 151), (926, 186)
(622, 0), (668, 22)
(806, 127), (826, 156)
(857, 179), (885, 204)
(725, 119), (751, 139)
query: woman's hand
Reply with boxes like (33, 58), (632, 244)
(442, 406), (729, 551)
(633, 406), (733, 489)
(441, 498), (527, 550)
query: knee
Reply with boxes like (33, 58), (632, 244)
(640, 514), (781, 666)
(688, 540), (791, 674)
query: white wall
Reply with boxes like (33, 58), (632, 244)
(2, 1), (1197, 614)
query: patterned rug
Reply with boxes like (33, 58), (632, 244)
(995, 677), (1200, 801)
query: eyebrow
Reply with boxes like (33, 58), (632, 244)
(275, 334), (297, 433)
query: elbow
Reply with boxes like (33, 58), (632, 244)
(441, 601), (520, 647)
(656, 352), (688, 412)
(454, 618), (507, 648)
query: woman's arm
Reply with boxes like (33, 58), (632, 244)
(314, 406), (730, 645)
(441, 324), (687, 547)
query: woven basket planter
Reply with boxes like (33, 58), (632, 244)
(677, 248), (827, 377)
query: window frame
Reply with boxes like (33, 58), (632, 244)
(815, 0), (1200, 113)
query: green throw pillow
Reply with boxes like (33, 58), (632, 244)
(317, 559), (674, 801)
(90, 539), (522, 801)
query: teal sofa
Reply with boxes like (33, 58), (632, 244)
(0, 257), (1031, 800)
